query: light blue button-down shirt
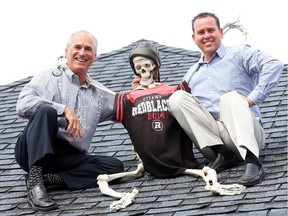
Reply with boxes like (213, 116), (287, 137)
(184, 44), (284, 121)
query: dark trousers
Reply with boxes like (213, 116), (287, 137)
(15, 105), (124, 190)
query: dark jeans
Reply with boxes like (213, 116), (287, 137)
(15, 105), (124, 190)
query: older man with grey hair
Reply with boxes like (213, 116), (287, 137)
(15, 30), (124, 211)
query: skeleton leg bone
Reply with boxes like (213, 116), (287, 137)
(184, 166), (245, 195)
(97, 163), (145, 210)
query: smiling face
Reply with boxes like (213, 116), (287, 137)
(65, 32), (96, 82)
(192, 16), (223, 61)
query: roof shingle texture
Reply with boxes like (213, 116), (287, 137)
(0, 39), (287, 215)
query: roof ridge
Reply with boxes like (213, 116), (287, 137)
(96, 38), (201, 60)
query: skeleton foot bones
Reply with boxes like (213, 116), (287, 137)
(184, 166), (245, 195)
(97, 164), (245, 210)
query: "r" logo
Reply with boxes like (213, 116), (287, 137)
(152, 120), (163, 131)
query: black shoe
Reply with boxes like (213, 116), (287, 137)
(207, 153), (237, 171)
(239, 163), (265, 187)
(24, 175), (58, 211)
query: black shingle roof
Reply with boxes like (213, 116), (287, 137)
(0, 39), (287, 215)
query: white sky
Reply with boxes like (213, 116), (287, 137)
(0, 0), (286, 85)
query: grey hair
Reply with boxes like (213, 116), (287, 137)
(66, 30), (98, 56)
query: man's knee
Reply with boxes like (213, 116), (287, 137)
(168, 90), (185, 111)
(30, 105), (58, 125)
(220, 91), (241, 105)
(28, 105), (59, 138)
(112, 158), (124, 173)
(35, 105), (57, 117)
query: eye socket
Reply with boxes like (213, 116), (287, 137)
(144, 63), (152, 68)
(135, 65), (141, 70)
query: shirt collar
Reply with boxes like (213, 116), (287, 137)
(216, 44), (225, 59)
(64, 66), (90, 88)
(199, 44), (225, 64)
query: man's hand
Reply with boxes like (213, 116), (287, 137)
(242, 96), (255, 107)
(63, 106), (83, 139)
(131, 76), (141, 90)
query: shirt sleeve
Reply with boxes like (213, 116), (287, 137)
(16, 69), (66, 118)
(242, 45), (284, 105)
(98, 90), (116, 122)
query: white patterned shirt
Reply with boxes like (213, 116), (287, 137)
(16, 66), (115, 153)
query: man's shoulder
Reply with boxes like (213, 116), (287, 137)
(225, 43), (253, 52)
(34, 67), (61, 77)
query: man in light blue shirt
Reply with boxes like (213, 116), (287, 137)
(168, 12), (284, 187)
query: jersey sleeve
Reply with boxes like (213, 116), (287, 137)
(177, 80), (191, 93)
(113, 93), (125, 123)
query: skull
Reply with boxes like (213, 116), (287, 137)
(132, 56), (156, 86)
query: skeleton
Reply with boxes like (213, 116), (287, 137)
(133, 56), (159, 89)
(97, 43), (245, 211)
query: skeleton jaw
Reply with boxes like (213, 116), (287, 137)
(140, 73), (155, 86)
